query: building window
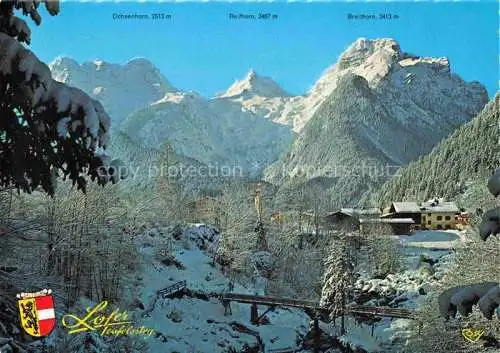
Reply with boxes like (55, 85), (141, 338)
(428, 213), (431, 217)
(437, 215), (442, 221)
(422, 216), (426, 222)
(445, 215), (451, 220)
(428, 220), (431, 225)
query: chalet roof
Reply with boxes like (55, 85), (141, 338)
(359, 218), (415, 224)
(330, 208), (381, 216)
(326, 210), (353, 217)
(391, 201), (460, 214)
(419, 202), (460, 213)
(391, 202), (422, 213)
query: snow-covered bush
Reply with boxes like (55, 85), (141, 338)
(250, 251), (276, 278)
(167, 309), (183, 323)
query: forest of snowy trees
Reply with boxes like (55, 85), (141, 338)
(377, 95), (499, 206)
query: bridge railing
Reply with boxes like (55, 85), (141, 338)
(219, 293), (418, 320)
(220, 293), (322, 310)
(157, 280), (187, 298)
(348, 305), (416, 319)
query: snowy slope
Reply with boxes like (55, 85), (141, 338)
(259, 38), (487, 133)
(49, 57), (176, 125)
(121, 91), (293, 176)
(134, 225), (311, 353)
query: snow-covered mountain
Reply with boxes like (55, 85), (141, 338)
(218, 70), (291, 99)
(216, 70), (300, 129)
(49, 57), (176, 124)
(263, 38), (488, 205)
(49, 38), (488, 184)
(223, 38), (488, 134)
(49, 58), (293, 176)
(120, 91), (293, 177)
(376, 94), (499, 206)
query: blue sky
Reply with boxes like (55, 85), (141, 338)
(30, 1), (498, 98)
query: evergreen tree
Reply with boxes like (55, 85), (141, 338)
(377, 95), (499, 205)
(0, 1), (115, 196)
(320, 234), (355, 335)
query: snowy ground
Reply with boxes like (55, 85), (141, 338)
(339, 230), (462, 352)
(134, 225), (311, 353)
(398, 230), (463, 249)
(125, 226), (462, 353)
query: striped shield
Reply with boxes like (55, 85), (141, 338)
(17, 291), (56, 337)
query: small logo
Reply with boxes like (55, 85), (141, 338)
(62, 300), (154, 337)
(461, 328), (484, 343)
(16, 289), (56, 337)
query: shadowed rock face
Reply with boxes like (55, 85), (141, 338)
(438, 282), (499, 320)
(263, 39), (488, 205)
(479, 207), (500, 241)
(376, 94), (499, 206)
(487, 169), (500, 197)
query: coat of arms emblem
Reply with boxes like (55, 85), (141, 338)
(16, 289), (55, 337)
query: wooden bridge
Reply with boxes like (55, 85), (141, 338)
(219, 292), (417, 322)
(220, 293), (322, 310)
(152, 283), (418, 352)
(346, 304), (416, 320)
(154, 283), (417, 322)
(157, 280), (187, 298)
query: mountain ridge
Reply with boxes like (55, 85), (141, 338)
(49, 56), (177, 124)
(263, 38), (488, 205)
(49, 38), (489, 188)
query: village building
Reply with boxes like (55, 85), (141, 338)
(382, 199), (461, 230)
(359, 218), (415, 235)
(323, 208), (382, 231)
(455, 211), (471, 230)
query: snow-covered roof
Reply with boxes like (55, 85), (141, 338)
(419, 202), (460, 213)
(359, 218), (415, 224)
(338, 208), (381, 216)
(391, 202), (422, 213)
(391, 201), (460, 214)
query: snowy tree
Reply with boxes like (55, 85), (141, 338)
(216, 181), (256, 275)
(274, 172), (309, 233)
(320, 233), (355, 335)
(153, 142), (190, 225)
(0, 0), (116, 196)
(363, 224), (402, 277)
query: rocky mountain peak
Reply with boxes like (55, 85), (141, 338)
(218, 69), (290, 99)
(339, 37), (402, 69)
(49, 57), (177, 124)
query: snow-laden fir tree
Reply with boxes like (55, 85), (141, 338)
(0, 0), (120, 196)
(320, 233), (355, 335)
